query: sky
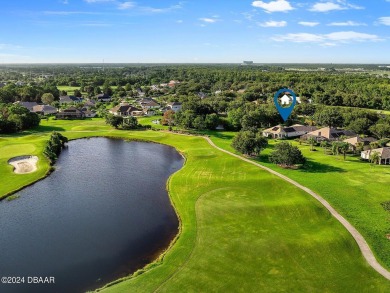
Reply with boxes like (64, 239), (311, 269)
(0, 0), (389, 63)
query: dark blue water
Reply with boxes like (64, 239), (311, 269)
(0, 138), (183, 293)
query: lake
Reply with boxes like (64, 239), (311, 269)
(0, 138), (184, 293)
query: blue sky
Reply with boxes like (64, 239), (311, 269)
(0, 0), (389, 63)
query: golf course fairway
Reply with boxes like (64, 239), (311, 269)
(0, 122), (389, 292)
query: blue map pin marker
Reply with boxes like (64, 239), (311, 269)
(274, 88), (297, 121)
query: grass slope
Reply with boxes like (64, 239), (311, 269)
(0, 120), (389, 292)
(209, 131), (390, 272)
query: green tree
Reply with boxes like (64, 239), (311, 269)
(162, 110), (175, 127)
(205, 113), (220, 130)
(41, 93), (55, 105)
(320, 140), (330, 154)
(313, 107), (343, 128)
(193, 116), (206, 130)
(269, 142), (306, 167)
(339, 142), (350, 160)
(308, 136), (317, 151)
(231, 130), (268, 156)
(122, 116), (138, 129)
(369, 123), (390, 139)
(369, 151), (381, 165)
(105, 114), (123, 129)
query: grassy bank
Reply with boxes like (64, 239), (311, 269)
(0, 119), (389, 292)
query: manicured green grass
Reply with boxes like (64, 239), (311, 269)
(209, 132), (390, 271)
(1, 121), (389, 292)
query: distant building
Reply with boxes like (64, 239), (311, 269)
(343, 136), (376, 151)
(361, 147), (390, 165)
(137, 98), (160, 110)
(302, 127), (356, 142)
(166, 102), (182, 113)
(168, 80), (180, 87)
(109, 104), (142, 117)
(59, 96), (82, 105)
(56, 107), (85, 119)
(242, 61), (254, 65)
(14, 101), (38, 111)
(95, 93), (111, 102)
(32, 105), (57, 115)
(263, 124), (317, 139)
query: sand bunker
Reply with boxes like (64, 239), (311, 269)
(8, 156), (39, 174)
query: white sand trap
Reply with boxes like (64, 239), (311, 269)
(8, 156), (39, 174)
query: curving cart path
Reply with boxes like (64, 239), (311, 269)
(203, 136), (390, 281)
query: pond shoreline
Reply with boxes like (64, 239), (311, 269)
(1, 137), (185, 293)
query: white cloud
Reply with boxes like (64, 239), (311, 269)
(176, 20), (183, 23)
(309, 2), (345, 12)
(378, 16), (390, 26)
(140, 2), (184, 14)
(118, 2), (135, 10)
(328, 21), (366, 26)
(273, 33), (324, 42)
(326, 31), (381, 42)
(199, 18), (218, 23)
(259, 20), (287, 27)
(298, 21), (320, 27)
(272, 31), (382, 44)
(252, 0), (294, 13)
(309, 1), (363, 12)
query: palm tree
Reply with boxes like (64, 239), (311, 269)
(340, 142), (350, 160)
(355, 142), (364, 155)
(370, 151), (381, 165)
(320, 140), (330, 154)
(331, 142), (340, 156)
(308, 136), (316, 151)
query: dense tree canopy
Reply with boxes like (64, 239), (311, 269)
(269, 142), (306, 167)
(0, 104), (40, 133)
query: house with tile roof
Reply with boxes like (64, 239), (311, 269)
(343, 136), (377, 151)
(262, 124), (317, 139)
(109, 104), (142, 117)
(301, 127), (356, 142)
(361, 147), (390, 165)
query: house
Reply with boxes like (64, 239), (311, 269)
(59, 95), (82, 105)
(168, 80), (180, 87)
(32, 105), (57, 115)
(84, 100), (96, 108)
(56, 107), (85, 119)
(0, 82), (6, 88)
(361, 147), (390, 165)
(263, 124), (317, 139)
(301, 127), (356, 142)
(136, 88), (145, 97)
(343, 136), (376, 151)
(109, 104), (142, 117)
(166, 102), (182, 113)
(138, 98), (160, 110)
(143, 109), (156, 117)
(95, 93), (111, 102)
(14, 101), (38, 111)
(83, 110), (97, 118)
